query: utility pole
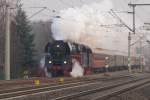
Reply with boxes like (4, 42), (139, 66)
(126, 4), (136, 73)
(147, 40), (150, 71)
(139, 39), (143, 72)
(127, 5), (136, 73)
(110, 9), (133, 73)
(128, 3), (150, 34)
(128, 3), (150, 72)
(132, 5), (136, 34)
(5, 3), (10, 80)
(128, 32), (132, 73)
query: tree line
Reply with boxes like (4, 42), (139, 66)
(10, 6), (37, 78)
(0, 4), (54, 79)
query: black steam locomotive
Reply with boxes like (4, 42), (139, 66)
(44, 40), (92, 77)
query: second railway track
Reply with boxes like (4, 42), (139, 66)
(54, 76), (150, 100)
(1, 73), (149, 100)
(0, 75), (130, 100)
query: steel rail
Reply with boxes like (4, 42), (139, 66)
(92, 79), (150, 100)
(0, 75), (131, 99)
(52, 76), (149, 100)
(0, 75), (129, 94)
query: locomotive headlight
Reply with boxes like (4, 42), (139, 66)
(56, 45), (60, 48)
(49, 61), (52, 64)
(64, 61), (67, 64)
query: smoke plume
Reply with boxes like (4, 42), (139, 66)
(51, 0), (129, 55)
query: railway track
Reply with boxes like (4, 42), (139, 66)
(0, 73), (149, 100)
(0, 75), (132, 100)
(0, 71), (131, 90)
(0, 74), (130, 93)
(53, 76), (150, 100)
(92, 79), (150, 100)
(0, 74), (115, 89)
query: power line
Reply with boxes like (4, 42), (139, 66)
(130, 35), (144, 46)
(128, 3), (150, 46)
(28, 7), (47, 19)
(20, 6), (59, 19)
(109, 9), (133, 32)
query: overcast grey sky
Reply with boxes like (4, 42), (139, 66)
(20, 0), (150, 54)
(21, 0), (150, 23)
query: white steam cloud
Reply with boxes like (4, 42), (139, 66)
(70, 59), (84, 78)
(51, 0), (130, 55)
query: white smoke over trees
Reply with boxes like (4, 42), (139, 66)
(51, 0), (137, 55)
